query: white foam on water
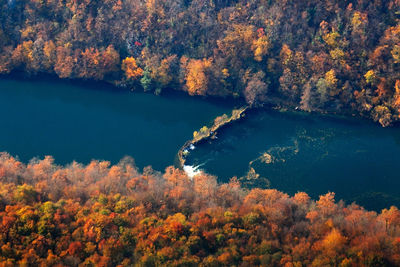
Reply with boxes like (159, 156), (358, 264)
(183, 165), (202, 178)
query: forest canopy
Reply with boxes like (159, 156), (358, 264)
(0, 153), (398, 266)
(1, 0), (400, 125)
(1, 1), (400, 265)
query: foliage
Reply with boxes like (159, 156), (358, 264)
(122, 57), (143, 80)
(0, 153), (398, 266)
(2, 0), (400, 125)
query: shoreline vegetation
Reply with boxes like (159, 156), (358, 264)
(1, 0), (400, 263)
(2, 72), (393, 128)
(2, 1), (400, 126)
(0, 152), (398, 266)
(176, 107), (249, 169)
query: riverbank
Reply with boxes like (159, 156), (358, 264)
(2, 71), (397, 128)
(176, 106), (249, 169)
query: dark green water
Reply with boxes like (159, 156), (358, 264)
(1, 77), (399, 211)
(0, 77), (233, 170)
(186, 109), (400, 211)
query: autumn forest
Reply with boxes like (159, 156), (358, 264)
(0, 153), (397, 266)
(1, 0), (400, 266)
(1, 0), (400, 125)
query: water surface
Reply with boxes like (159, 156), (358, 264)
(0, 77), (233, 170)
(1, 77), (399, 211)
(186, 109), (400, 211)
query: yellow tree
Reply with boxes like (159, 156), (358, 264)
(280, 44), (294, 68)
(11, 41), (34, 69)
(122, 57), (143, 80)
(184, 58), (212, 96)
(43, 41), (56, 70)
(252, 35), (270, 62)
(317, 228), (347, 264)
(364, 70), (376, 85)
(380, 205), (400, 234)
(324, 69), (340, 97)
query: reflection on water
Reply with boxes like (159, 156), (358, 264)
(187, 109), (400, 211)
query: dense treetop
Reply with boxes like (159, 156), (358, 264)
(1, 0), (400, 125)
(1, 2), (400, 265)
(0, 153), (399, 266)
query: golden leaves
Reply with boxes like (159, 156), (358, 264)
(184, 58), (212, 96)
(122, 57), (143, 80)
(325, 69), (338, 88)
(252, 35), (270, 62)
(364, 70), (376, 85)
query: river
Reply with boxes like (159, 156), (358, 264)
(0, 76), (233, 170)
(1, 77), (399, 211)
(186, 109), (400, 211)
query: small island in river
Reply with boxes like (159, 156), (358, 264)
(177, 106), (249, 169)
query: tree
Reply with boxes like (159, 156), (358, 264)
(364, 70), (377, 85)
(380, 206), (400, 234)
(184, 58), (212, 96)
(102, 45), (120, 75)
(54, 45), (74, 78)
(319, 228), (347, 263)
(392, 80), (400, 112)
(300, 81), (313, 111)
(392, 45), (400, 64)
(316, 78), (329, 106)
(372, 105), (392, 127)
(14, 184), (37, 204)
(252, 32), (270, 62)
(122, 57), (143, 80)
(316, 192), (337, 217)
(325, 69), (339, 96)
(11, 41), (34, 71)
(244, 71), (268, 106)
(43, 41), (56, 70)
